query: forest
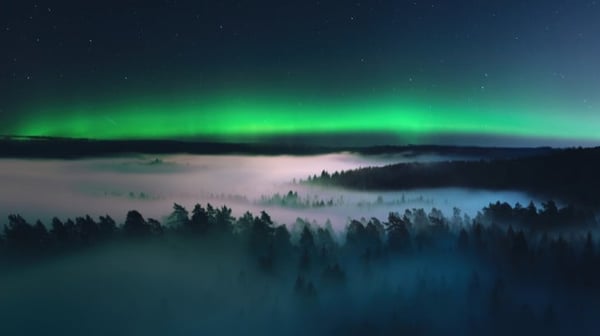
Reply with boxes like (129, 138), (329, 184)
(307, 147), (600, 206)
(2, 200), (600, 335)
(0, 137), (554, 159)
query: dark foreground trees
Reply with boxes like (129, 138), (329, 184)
(1, 200), (598, 285)
(2, 201), (600, 335)
(0, 200), (596, 253)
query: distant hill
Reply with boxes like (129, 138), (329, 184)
(0, 136), (555, 159)
(308, 147), (600, 207)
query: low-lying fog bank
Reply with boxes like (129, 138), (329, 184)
(0, 154), (542, 228)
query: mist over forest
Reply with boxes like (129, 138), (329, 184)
(1, 148), (600, 335)
(1, 197), (600, 335)
(0, 153), (540, 226)
(4, 0), (600, 333)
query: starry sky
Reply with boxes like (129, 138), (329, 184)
(1, 0), (599, 146)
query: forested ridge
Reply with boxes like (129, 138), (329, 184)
(0, 137), (553, 159)
(307, 147), (600, 206)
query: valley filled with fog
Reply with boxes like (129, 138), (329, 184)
(2, 151), (600, 335)
(0, 153), (540, 230)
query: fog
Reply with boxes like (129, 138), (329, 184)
(1, 153), (599, 335)
(0, 153), (538, 228)
(2, 230), (598, 335)
(0, 238), (477, 335)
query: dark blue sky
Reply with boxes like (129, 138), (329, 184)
(1, 1), (599, 145)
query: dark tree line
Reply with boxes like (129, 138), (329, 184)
(307, 147), (600, 206)
(0, 138), (554, 159)
(2, 214), (118, 254)
(260, 190), (337, 208)
(3, 201), (600, 334)
(2, 200), (599, 289)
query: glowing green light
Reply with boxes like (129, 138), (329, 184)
(10, 91), (600, 143)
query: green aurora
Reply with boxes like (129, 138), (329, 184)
(3, 1), (600, 147)
(9, 91), (598, 143)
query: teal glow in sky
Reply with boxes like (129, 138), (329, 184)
(2, 1), (600, 146)
(11, 91), (599, 145)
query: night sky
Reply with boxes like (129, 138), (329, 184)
(1, 1), (599, 146)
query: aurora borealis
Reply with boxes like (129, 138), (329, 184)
(5, 3), (600, 335)
(2, 1), (600, 146)
(11, 92), (600, 144)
